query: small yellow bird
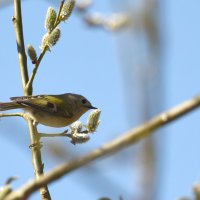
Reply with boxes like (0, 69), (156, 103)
(0, 93), (97, 127)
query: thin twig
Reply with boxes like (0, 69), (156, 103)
(0, 113), (24, 118)
(26, 1), (65, 94)
(39, 131), (70, 138)
(13, 0), (51, 199)
(25, 46), (48, 94)
(5, 95), (200, 200)
(54, 0), (65, 27)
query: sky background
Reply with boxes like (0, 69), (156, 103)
(0, 0), (200, 200)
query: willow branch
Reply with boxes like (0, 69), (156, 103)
(27, 122), (51, 200)
(25, 1), (65, 94)
(5, 95), (200, 200)
(12, 0), (29, 94)
(25, 46), (48, 94)
(54, 0), (65, 27)
(0, 113), (24, 118)
(13, 1), (51, 199)
(39, 131), (70, 138)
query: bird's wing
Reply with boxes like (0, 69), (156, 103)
(10, 95), (73, 118)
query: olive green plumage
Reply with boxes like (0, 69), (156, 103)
(0, 93), (96, 127)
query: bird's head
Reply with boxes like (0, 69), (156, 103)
(65, 93), (97, 117)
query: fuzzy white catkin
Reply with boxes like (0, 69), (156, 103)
(71, 121), (83, 133)
(45, 7), (57, 32)
(87, 109), (101, 133)
(41, 28), (61, 50)
(60, 0), (76, 21)
(71, 132), (90, 144)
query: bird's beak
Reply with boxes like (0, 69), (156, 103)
(89, 105), (97, 109)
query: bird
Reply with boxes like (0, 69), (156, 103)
(0, 93), (97, 127)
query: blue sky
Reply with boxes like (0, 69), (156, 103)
(0, 0), (200, 200)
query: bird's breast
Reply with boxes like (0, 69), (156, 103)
(25, 109), (76, 127)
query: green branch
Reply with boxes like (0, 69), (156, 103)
(12, 0), (29, 93)
(38, 131), (70, 138)
(13, 0), (51, 200)
(0, 113), (24, 118)
(54, 0), (65, 27)
(25, 46), (48, 95)
(25, 1), (66, 94)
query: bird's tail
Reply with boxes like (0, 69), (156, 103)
(0, 102), (22, 111)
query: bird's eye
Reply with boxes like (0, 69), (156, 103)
(81, 99), (87, 104)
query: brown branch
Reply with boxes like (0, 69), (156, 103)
(5, 95), (200, 200)
(13, 0), (51, 199)
(193, 183), (200, 200)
